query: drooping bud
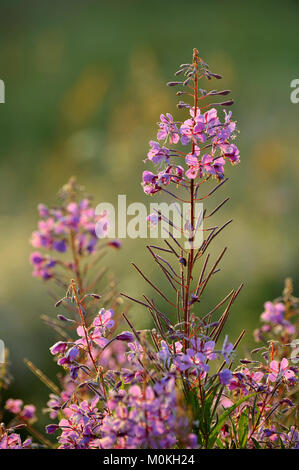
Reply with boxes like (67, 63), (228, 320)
(116, 331), (135, 342)
(174, 69), (186, 76)
(57, 314), (74, 323)
(50, 341), (68, 355)
(220, 99), (234, 106)
(46, 424), (60, 434)
(91, 293), (101, 299)
(217, 90), (231, 96)
(177, 101), (190, 109)
(210, 73), (222, 79)
(167, 81), (182, 87)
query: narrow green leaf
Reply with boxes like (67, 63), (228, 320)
(208, 393), (256, 448)
(238, 408), (249, 448)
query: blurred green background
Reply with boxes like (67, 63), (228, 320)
(0, 0), (299, 427)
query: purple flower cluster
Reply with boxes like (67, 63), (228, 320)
(0, 432), (32, 449)
(254, 300), (296, 343)
(5, 399), (36, 422)
(30, 198), (109, 280)
(50, 308), (115, 379)
(49, 376), (196, 449)
(153, 336), (234, 381)
(143, 106), (239, 194)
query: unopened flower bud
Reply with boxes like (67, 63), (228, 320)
(220, 100), (234, 106)
(57, 314), (74, 323)
(116, 331), (134, 342)
(210, 73), (222, 79)
(167, 81), (182, 87)
(50, 341), (68, 355)
(46, 424), (60, 434)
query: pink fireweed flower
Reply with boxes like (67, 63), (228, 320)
(93, 308), (115, 331)
(99, 342), (127, 370)
(50, 341), (68, 355)
(185, 152), (226, 180)
(174, 350), (210, 374)
(127, 341), (144, 364)
(76, 326), (108, 349)
(185, 146), (201, 179)
(180, 115), (206, 146)
(280, 426), (299, 449)
(219, 369), (233, 385)
(221, 335), (234, 363)
(5, 399), (23, 414)
(268, 358), (295, 383)
(147, 141), (170, 165)
(0, 433), (32, 449)
(202, 340), (218, 360)
(260, 301), (295, 334)
(21, 405), (36, 422)
(30, 189), (112, 280)
(142, 170), (161, 195)
(242, 367), (264, 386)
(262, 301), (285, 323)
(227, 372), (249, 395)
(189, 337), (218, 360)
(203, 108), (220, 136)
(74, 309), (114, 350)
(157, 113), (180, 145)
(220, 143), (240, 164)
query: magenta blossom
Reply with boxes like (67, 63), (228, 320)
(268, 358), (295, 383)
(5, 399), (23, 414)
(157, 113), (180, 145)
(147, 140), (171, 165)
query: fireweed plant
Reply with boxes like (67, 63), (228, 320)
(0, 49), (298, 449)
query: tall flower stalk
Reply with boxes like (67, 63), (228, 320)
(136, 48), (241, 351)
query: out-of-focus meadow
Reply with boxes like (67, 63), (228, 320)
(0, 0), (298, 424)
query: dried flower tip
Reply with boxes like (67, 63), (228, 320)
(218, 90), (231, 96)
(174, 69), (185, 76)
(46, 424), (60, 434)
(210, 73), (223, 79)
(115, 331), (135, 342)
(183, 78), (191, 86)
(251, 347), (265, 354)
(211, 100), (234, 107)
(167, 81), (182, 87)
(108, 239), (122, 249)
(199, 88), (208, 95)
(177, 101), (190, 109)
(220, 100), (234, 106)
(57, 314), (74, 323)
